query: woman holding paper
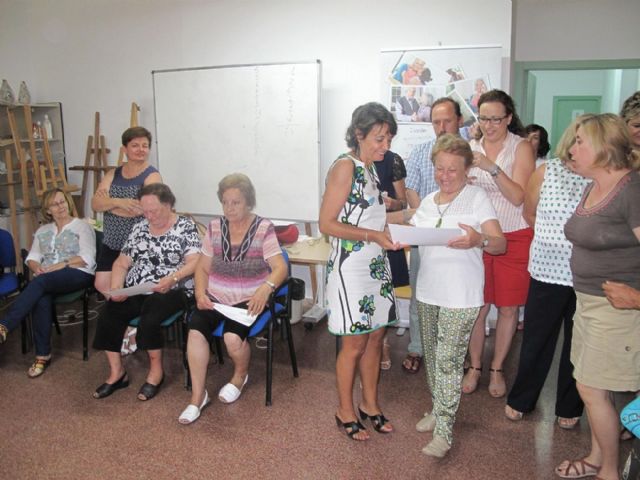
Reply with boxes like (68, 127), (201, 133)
(319, 102), (401, 441)
(405, 134), (505, 457)
(92, 183), (200, 400)
(178, 173), (286, 424)
(0, 188), (95, 377)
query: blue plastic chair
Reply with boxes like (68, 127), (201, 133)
(184, 249), (299, 406)
(0, 228), (20, 297)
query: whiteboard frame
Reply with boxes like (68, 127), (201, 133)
(151, 59), (322, 222)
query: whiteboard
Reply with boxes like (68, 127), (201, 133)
(152, 61), (321, 221)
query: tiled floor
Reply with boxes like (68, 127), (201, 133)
(0, 301), (633, 479)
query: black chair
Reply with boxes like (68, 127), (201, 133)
(183, 249), (300, 406)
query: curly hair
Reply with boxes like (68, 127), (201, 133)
(620, 91), (640, 123)
(345, 102), (397, 151)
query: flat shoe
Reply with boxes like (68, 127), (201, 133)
(179, 391), (211, 425)
(93, 372), (129, 399)
(402, 354), (422, 374)
(416, 412), (436, 432)
(505, 405), (524, 421)
(555, 458), (601, 479)
(422, 435), (451, 458)
(218, 375), (248, 404)
(27, 357), (51, 378)
(557, 416), (580, 430)
(137, 376), (164, 401)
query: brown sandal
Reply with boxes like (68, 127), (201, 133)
(402, 354), (422, 374)
(27, 357), (51, 378)
(555, 458), (601, 478)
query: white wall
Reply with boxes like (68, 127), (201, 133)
(514, 0), (640, 62)
(0, 0), (512, 214)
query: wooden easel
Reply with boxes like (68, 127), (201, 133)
(117, 102), (140, 166)
(1, 149), (25, 272)
(68, 112), (114, 218)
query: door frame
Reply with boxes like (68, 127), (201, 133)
(512, 59), (640, 125)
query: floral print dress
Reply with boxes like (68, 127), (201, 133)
(326, 154), (397, 335)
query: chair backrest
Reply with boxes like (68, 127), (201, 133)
(0, 228), (16, 269)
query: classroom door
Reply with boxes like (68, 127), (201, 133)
(551, 96), (601, 153)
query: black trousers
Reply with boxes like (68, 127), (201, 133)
(93, 290), (186, 352)
(507, 278), (584, 418)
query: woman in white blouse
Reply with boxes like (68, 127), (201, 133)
(0, 188), (96, 377)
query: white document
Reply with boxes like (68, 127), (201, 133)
(389, 224), (462, 246)
(109, 281), (157, 297)
(213, 303), (258, 327)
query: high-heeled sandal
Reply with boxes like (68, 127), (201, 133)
(335, 415), (368, 441)
(488, 368), (506, 398)
(462, 366), (482, 394)
(0, 324), (8, 344)
(380, 341), (391, 370)
(358, 406), (393, 433)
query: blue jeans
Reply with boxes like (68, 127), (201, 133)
(0, 268), (94, 356)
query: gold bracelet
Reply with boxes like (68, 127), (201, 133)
(172, 274), (179, 284)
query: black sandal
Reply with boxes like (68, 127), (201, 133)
(93, 372), (129, 399)
(358, 407), (392, 433)
(335, 415), (367, 440)
(137, 376), (164, 401)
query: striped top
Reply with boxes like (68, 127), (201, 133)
(529, 157), (589, 286)
(102, 165), (158, 250)
(469, 131), (528, 233)
(202, 215), (281, 306)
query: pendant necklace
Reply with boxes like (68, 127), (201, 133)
(435, 187), (464, 228)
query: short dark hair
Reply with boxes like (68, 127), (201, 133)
(122, 126), (152, 147)
(525, 124), (551, 158)
(477, 89), (525, 137)
(431, 97), (462, 118)
(345, 102), (397, 150)
(138, 182), (175, 208)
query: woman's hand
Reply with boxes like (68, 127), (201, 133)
(118, 198), (143, 215)
(195, 292), (214, 311)
(472, 151), (495, 172)
(247, 283), (272, 316)
(152, 275), (176, 294)
(108, 294), (128, 303)
(371, 228), (403, 251)
(603, 281), (640, 310)
(447, 223), (482, 250)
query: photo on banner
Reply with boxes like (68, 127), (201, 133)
(381, 45), (502, 160)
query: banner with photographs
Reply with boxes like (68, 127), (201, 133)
(381, 45), (502, 160)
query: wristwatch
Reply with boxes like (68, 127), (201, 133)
(489, 164), (502, 178)
(481, 236), (490, 249)
(264, 280), (276, 292)
(63, 259), (70, 267)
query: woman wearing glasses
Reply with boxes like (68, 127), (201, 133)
(462, 89), (535, 398)
(0, 188), (96, 377)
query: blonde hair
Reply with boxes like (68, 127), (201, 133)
(41, 188), (75, 223)
(431, 134), (474, 168)
(555, 114), (594, 163)
(620, 91), (640, 123)
(574, 113), (640, 171)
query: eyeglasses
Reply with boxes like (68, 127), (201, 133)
(478, 115), (508, 125)
(48, 200), (67, 209)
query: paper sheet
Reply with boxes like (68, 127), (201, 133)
(389, 224), (461, 246)
(213, 303), (258, 326)
(109, 281), (156, 297)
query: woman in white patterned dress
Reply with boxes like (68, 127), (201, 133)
(319, 102), (401, 441)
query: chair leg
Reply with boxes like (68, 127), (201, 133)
(52, 303), (62, 335)
(21, 317), (31, 354)
(82, 290), (89, 361)
(265, 319), (274, 406)
(214, 337), (224, 365)
(283, 317), (299, 378)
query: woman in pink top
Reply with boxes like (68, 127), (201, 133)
(462, 90), (536, 398)
(178, 173), (287, 424)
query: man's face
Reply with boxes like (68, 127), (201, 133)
(431, 102), (461, 137)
